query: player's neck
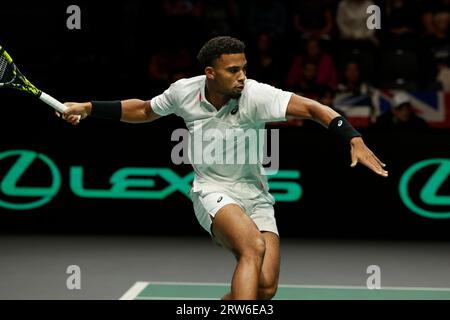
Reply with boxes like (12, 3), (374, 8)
(205, 82), (230, 111)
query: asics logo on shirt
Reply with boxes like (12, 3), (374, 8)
(231, 105), (239, 115)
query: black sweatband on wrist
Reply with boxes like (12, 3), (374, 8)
(90, 101), (122, 121)
(328, 116), (361, 143)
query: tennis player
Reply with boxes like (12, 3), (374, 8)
(61, 36), (388, 300)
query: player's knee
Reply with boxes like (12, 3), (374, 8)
(257, 284), (278, 300)
(240, 236), (266, 260)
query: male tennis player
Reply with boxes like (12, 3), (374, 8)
(62, 36), (388, 300)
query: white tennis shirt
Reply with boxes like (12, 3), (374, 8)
(151, 75), (293, 199)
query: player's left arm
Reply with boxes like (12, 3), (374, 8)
(286, 94), (388, 177)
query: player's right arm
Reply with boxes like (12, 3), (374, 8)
(61, 99), (161, 125)
(120, 99), (162, 123)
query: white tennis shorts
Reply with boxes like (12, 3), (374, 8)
(190, 189), (279, 237)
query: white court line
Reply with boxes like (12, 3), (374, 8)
(131, 281), (450, 291)
(277, 284), (450, 291)
(119, 281), (228, 300)
(120, 281), (450, 300)
(119, 281), (149, 300)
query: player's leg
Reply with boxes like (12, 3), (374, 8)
(257, 231), (280, 300)
(211, 204), (266, 300)
(221, 231), (280, 300)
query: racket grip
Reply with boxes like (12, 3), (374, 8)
(40, 92), (81, 121)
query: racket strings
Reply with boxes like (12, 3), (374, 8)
(0, 55), (11, 82)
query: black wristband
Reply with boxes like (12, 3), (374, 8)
(328, 116), (361, 143)
(90, 101), (122, 121)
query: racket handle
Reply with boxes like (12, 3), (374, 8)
(40, 92), (81, 122)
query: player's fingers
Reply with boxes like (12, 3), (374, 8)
(373, 153), (386, 167)
(68, 115), (79, 123)
(350, 149), (358, 167)
(63, 107), (77, 119)
(62, 102), (79, 118)
(362, 155), (389, 177)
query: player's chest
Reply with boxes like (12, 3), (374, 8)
(185, 102), (250, 129)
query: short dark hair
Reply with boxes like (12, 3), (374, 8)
(197, 36), (245, 68)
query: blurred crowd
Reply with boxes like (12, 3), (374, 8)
(146, 0), (449, 93)
(139, 0), (450, 130)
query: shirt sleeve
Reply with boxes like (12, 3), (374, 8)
(246, 80), (293, 123)
(150, 82), (179, 116)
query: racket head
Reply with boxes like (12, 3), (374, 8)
(0, 45), (41, 97)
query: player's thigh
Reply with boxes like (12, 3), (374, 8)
(211, 204), (265, 256)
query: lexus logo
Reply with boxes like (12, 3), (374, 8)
(399, 158), (450, 219)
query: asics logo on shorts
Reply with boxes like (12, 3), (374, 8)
(338, 120), (343, 127)
(217, 196), (223, 203)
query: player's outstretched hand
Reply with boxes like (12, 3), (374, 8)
(350, 137), (388, 177)
(55, 102), (90, 125)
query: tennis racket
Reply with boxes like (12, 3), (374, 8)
(0, 45), (79, 121)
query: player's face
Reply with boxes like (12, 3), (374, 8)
(211, 53), (247, 99)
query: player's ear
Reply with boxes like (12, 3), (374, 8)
(205, 66), (215, 80)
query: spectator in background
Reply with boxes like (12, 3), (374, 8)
(147, 44), (195, 90)
(336, 0), (379, 85)
(419, 0), (450, 35)
(372, 92), (428, 131)
(147, 47), (172, 93)
(161, 0), (204, 49)
(288, 61), (331, 101)
(170, 47), (196, 82)
(202, 0), (241, 38)
(383, 0), (419, 50)
(437, 58), (450, 91)
(286, 38), (338, 91)
(291, 0), (334, 40)
(421, 11), (450, 88)
(334, 62), (372, 124)
(246, 0), (287, 38)
(423, 11), (450, 66)
(319, 87), (336, 110)
(336, 0), (379, 46)
(284, 62), (337, 128)
(335, 62), (371, 100)
(248, 32), (283, 87)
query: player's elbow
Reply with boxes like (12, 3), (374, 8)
(143, 100), (160, 122)
(143, 100), (152, 119)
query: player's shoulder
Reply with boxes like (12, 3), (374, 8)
(171, 75), (205, 91)
(242, 78), (282, 100)
(243, 78), (260, 89)
(167, 75), (205, 101)
(244, 78), (277, 91)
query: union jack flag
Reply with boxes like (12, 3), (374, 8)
(373, 90), (450, 129)
(333, 94), (373, 128)
(278, 90), (450, 129)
